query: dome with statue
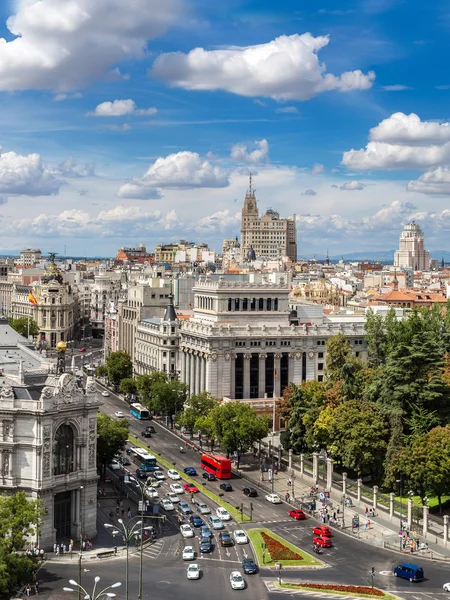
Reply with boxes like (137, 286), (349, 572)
(42, 253), (64, 285)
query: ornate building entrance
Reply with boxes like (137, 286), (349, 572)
(54, 491), (72, 539)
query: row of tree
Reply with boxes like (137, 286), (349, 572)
(280, 304), (450, 512)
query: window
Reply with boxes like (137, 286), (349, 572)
(318, 375), (324, 382)
(318, 352), (324, 358)
(53, 424), (74, 476)
(318, 363), (324, 371)
(355, 352), (360, 358)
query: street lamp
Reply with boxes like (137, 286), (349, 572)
(64, 576), (121, 600)
(396, 476), (403, 551)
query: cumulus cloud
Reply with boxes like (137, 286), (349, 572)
(0, 196), (7, 205)
(152, 33), (375, 101)
(340, 180), (365, 190)
(0, 151), (63, 196)
(196, 210), (240, 232)
(343, 112), (450, 171)
(0, 0), (182, 92)
(90, 99), (157, 117)
(407, 167), (450, 195)
(230, 139), (269, 164)
(311, 163), (325, 176)
(117, 151), (229, 198)
(53, 157), (95, 178)
(301, 188), (317, 196)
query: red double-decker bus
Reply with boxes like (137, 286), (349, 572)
(200, 453), (232, 479)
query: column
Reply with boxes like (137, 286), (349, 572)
(288, 449), (293, 469)
(202, 356), (207, 391)
(243, 353), (251, 399)
(258, 353), (267, 397)
(357, 478), (362, 503)
(373, 486), (378, 511)
(326, 457), (333, 491)
(312, 452), (319, 484)
(444, 515), (449, 547)
(422, 505), (429, 538)
(292, 352), (302, 385)
(195, 353), (201, 395)
(342, 473), (347, 496)
(300, 454), (304, 476)
(189, 351), (195, 395)
(389, 493), (395, 521)
(230, 355), (236, 399)
(274, 353), (282, 396)
(407, 496), (413, 529)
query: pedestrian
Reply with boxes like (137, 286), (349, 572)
(116, 499), (120, 507)
(63, 544), (66, 554)
(34, 581), (39, 595)
(287, 478), (292, 486)
(82, 540), (86, 551)
(60, 542), (64, 554)
(127, 508), (132, 518)
(26, 584), (31, 596)
(69, 544), (73, 555)
(368, 519), (371, 529)
(53, 543), (57, 553)
(365, 506), (368, 516)
(326, 513), (330, 523)
(121, 509), (125, 518)
(70, 539), (74, 547)
(56, 545), (59, 556)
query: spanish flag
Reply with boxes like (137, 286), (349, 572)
(28, 292), (38, 306)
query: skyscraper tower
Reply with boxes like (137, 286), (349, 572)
(394, 222), (430, 271)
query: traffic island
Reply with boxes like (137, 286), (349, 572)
(275, 583), (399, 599)
(247, 528), (321, 567)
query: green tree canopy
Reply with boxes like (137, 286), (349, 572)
(96, 364), (108, 378)
(136, 372), (168, 407)
(119, 378), (137, 396)
(97, 413), (129, 473)
(178, 392), (218, 432)
(0, 548), (37, 600)
(0, 491), (46, 553)
(8, 317), (39, 338)
(151, 380), (188, 423)
(105, 351), (132, 385)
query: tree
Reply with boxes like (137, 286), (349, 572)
(325, 333), (361, 385)
(119, 378), (137, 397)
(207, 402), (269, 458)
(329, 400), (389, 477)
(0, 492), (46, 552)
(151, 381), (188, 424)
(8, 317), (39, 338)
(136, 372), (168, 408)
(96, 364), (108, 378)
(178, 392), (218, 432)
(105, 351), (132, 386)
(0, 548), (37, 600)
(97, 414), (129, 474)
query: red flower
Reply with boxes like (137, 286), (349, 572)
(287, 583), (383, 596)
(261, 531), (303, 561)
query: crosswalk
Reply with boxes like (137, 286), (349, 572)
(133, 539), (164, 560)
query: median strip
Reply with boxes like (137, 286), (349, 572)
(129, 435), (251, 523)
(276, 583), (399, 599)
(247, 528), (321, 567)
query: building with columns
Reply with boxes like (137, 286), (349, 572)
(178, 275), (367, 399)
(394, 222), (430, 271)
(89, 265), (122, 338)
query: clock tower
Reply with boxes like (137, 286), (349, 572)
(240, 174), (259, 260)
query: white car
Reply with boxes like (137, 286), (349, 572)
(180, 524), (195, 538)
(170, 483), (184, 494)
(197, 503), (211, 515)
(167, 492), (180, 503)
(208, 515), (223, 530)
(444, 584), (450, 592)
(265, 493), (282, 504)
(101, 390), (110, 397)
(154, 471), (166, 480)
(182, 546), (195, 561)
(216, 507), (231, 521)
(168, 469), (181, 480)
(233, 530), (248, 545)
(187, 564), (200, 580)
(230, 571), (245, 590)
(109, 460), (121, 470)
(114, 411), (124, 418)
(145, 488), (159, 499)
(160, 498), (174, 511)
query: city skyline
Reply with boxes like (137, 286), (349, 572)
(0, 0), (449, 256)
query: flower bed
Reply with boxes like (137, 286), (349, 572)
(285, 583), (384, 596)
(261, 531), (303, 561)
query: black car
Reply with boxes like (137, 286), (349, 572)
(120, 457), (131, 466)
(202, 472), (216, 481)
(145, 425), (156, 433)
(220, 483), (233, 492)
(135, 468), (147, 479)
(242, 558), (258, 574)
(141, 430), (152, 438)
(242, 487), (257, 497)
(219, 531), (233, 547)
(199, 537), (212, 553)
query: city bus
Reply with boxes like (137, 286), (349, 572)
(130, 403), (150, 420)
(132, 447), (158, 471)
(200, 453), (232, 480)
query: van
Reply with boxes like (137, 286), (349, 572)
(393, 563), (424, 582)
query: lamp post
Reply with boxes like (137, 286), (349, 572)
(396, 476), (403, 551)
(64, 576), (121, 600)
(342, 494), (346, 529)
(78, 485), (84, 600)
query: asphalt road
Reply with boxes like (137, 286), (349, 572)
(94, 390), (450, 600)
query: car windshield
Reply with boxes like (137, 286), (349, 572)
(232, 575), (242, 582)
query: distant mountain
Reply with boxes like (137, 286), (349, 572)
(301, 250), (450, 263)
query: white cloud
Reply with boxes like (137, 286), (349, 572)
(340, 180), (365, 190)
(116, 182), (162, 200)
(117, 151), (229, 197)
(196, 210), (240, 232)
(407, 167), (450, 195)
(152, 33), (375, 101)
(301, 188), (317, 196)
(382, 85), (412, 91)
(0, 151), (63, 196)
(53, 92), (82, 102)
(275, 106), (298, 114)
(370, 113), (450, 146)
(311, 163), (325, 176)
(0, 0), (182, 92)
(0, 196), (7, 205)
(90, 99), (157, 117)
(104, 124), (132, 132)
(230, 139), (269, 164)
(53, 157), (95, 178)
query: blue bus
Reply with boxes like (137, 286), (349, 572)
(130, 403), (150, 420)
(132, 447), (158, 471)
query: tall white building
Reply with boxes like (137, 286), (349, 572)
(394, 222), (430, 271)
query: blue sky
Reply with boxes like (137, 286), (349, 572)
(0, 0), (449, 257)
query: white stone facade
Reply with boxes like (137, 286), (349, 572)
(90, 266), (122, 337)
(0, 372), (99, 549)
(394, 222), (430, 272)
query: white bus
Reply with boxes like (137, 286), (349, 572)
(132, 447), (158, 471)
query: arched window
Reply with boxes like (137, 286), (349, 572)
(53, 424), (74, 476)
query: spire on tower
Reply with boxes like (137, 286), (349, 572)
(249, 172), (252, 194)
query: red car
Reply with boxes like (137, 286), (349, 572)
(313, 536), (332, 548)
(184, 483), (199, 493)
(79, 347), (86, 353)
(289, 509), (306, 520)
(312, 526), (332, 537)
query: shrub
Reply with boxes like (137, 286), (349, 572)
(261, 531), (302, 561)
